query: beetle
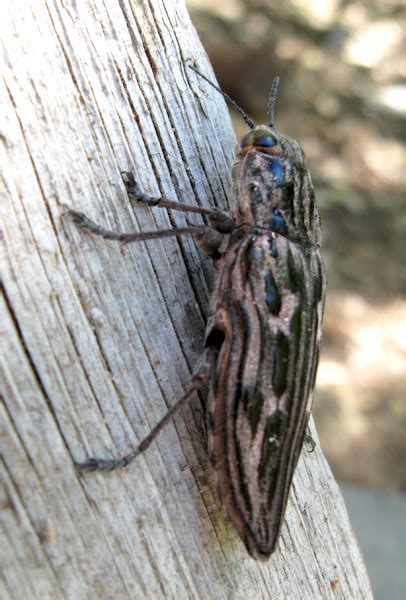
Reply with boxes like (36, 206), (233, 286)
(68, 64), (326, 559)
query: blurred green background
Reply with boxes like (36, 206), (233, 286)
(187, 0), (406, 493)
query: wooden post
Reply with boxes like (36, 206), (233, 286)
(0, 1), (372, 598)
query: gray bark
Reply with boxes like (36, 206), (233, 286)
(0, 1), (372, 598)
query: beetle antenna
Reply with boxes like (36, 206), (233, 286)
(186, 61), (255, 130)
(267, 76), (280, 127)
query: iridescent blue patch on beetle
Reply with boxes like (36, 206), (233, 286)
(255, 135), (277, 148)
(268, 159), (285, 185)
(268, 234), (278, 258)
(264, 267), (281, 314)
(270, 209), (288, 234)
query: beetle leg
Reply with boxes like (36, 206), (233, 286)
(304, 429), (316, 453)
(124, 169), (234, 256)
(76, 347), (217, 473)
(123, 171), (234, 234)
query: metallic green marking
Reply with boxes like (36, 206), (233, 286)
(272, 332), (290, 397)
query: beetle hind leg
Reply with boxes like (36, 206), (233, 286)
(76, 347), (218, 473)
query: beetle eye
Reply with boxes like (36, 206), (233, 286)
(254, 135), (277, 148)
(240, 132), (277, 149)
(239, 130), (281, 156)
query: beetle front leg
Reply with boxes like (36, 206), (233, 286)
(123, 172), (235, 234)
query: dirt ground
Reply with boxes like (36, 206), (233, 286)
(188, 0), (406, 491)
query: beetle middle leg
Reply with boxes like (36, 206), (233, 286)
(66, 208), (226, 259)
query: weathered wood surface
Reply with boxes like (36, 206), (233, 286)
(0, 1), (372, 598)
